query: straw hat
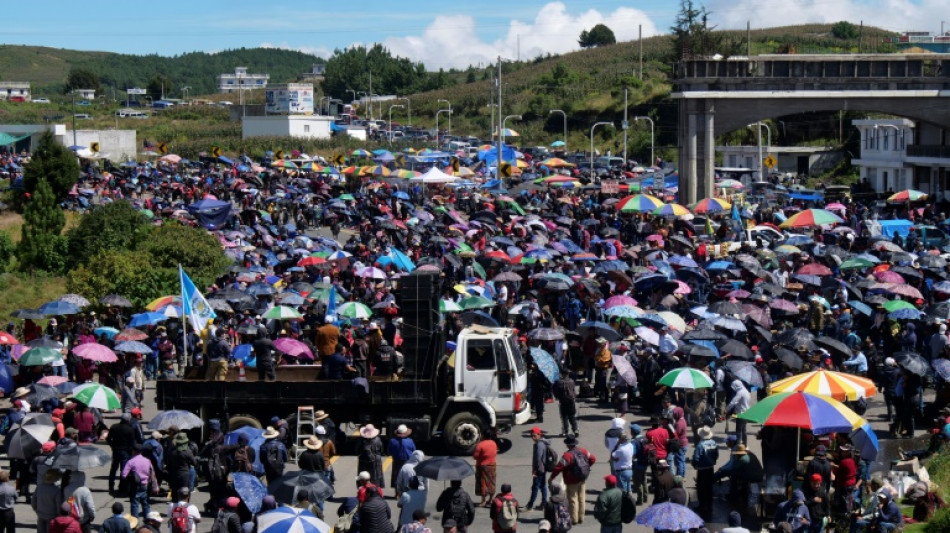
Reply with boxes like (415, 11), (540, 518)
(359, 424), (380, 439)
(698, 426), (714, 440)
(303, 436), (323, 451)
(262, 426), (280, 440)
(123, 514), (139, 529)
(313, 410), (329, 421)
(733, 444), (748, 456)
(12, 387), (29, 399)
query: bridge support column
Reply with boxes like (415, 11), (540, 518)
(677, 98), (715, 205)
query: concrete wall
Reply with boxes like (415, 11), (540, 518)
(64, 129), (137, 160)
(242, 115), (332, 140)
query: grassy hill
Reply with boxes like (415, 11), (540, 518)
(0, 45), (324, 96)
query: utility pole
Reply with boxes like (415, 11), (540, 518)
(622, 87), (629, 163)
(368, 71), (373, 121)
(638, 25), (643, 80)
(489, 69), (495, 140)
(747, 21), (751, 56)
(496, 56), (503, 176)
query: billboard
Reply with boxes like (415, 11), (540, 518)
(265, 84), (314, 115)
(127, 88), (147, 95)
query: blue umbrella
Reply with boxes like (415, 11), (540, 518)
(225, 426), (265, 474)
(889, 308), (923, 320)
(128, 312), (167, 327)
(706, 260), (735, 271)
(93, 327), (119, 339)
(148, 410), (204, 430)
(232, 472), (267, 514)
(232, 345), (257, 368)
(114, 341), (151, 354)
(785, 235), (814, 246)
(634, 273), (668, 290)
(257, 507), (329, 533)
(604, 306), (640, 319)
(247, 283), (277, 296)
(0, 364), (13, 394)
(636, 502), (704, 530)
(38, 301), (81, 316)
(933, 359), (950, 381)
(389, 249), (415, 272)
(668, 255), (699, 268)
(849, 422), (879, 461)
(530, 347), (560, 383)
(848, 300), (873, 317)
(277, 293), (306, 306)
(393, 191), (410, 200)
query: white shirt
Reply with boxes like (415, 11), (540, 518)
(167, 502), (200, 533)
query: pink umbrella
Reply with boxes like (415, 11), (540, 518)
(726, 289), (751, 299)
(798, 263), (833, 276)
(673, 280), (692, 295)
(875, 270), (906, 284)
(645, 234), (663, 242)
(604, 295), (638, 309)
(769, 299), (800, 313)
(825, 202), (847, 213)
(72, 343), (118, 363)
(273, 338), (314, 360)
(38, 376), (69, 386)
(886, 284), (923, 299)
(11, 345), (28, 361)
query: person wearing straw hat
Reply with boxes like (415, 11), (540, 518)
(355, 424), (385, 489)
(259, 427), (288, 485)
(691, 426), (719, 516)
(297, 436), (326, 475)
(388, 424), (416, 495)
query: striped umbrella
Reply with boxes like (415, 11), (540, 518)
(257, 507), (330, 533)
(616, 194), (663, 213)
(779, 208), (844, 229)
(263, 306), (303, 320)
(652, 203), (691, 217)
(768, 369), (877, 401)
(738, 391), (865, 435)
(145, 295), (181, 311)
(336, 302), (373, 320)
(658, 368), (714, 389)
(459, 295), (495, 310)
(692, 197), (731, 214)
(887, 189), (927, 203)
(71, 383), (121, 410)
(440, 299), (462, 313)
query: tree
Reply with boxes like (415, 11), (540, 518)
(0, 233), (15, 273)
(147, 74), (173, 100)
(831, 21), (859, 40)
(18, 179), (68, 273)
(66, 250), (160, 308)
(670, 0), (719, 60)
(579, 24), (617, 48)
(65, 200), (151, 268)
(21, 130), (80, 204)
(64, 68), (101, 94)
(321, 44), (427, 101)
(136, 222), (229, 290)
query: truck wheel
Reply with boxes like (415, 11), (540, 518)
(443, 413), (483, 455)
(228, 415), (262, 431)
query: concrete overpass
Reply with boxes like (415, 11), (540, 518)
(673, 54), (950, 203)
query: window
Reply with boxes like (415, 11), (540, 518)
(466, 339), (495, 370)
(884, 132), (889, 151)
(303, 125), (310, 133)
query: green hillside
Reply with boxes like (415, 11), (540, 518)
(0, 45), (324, 96)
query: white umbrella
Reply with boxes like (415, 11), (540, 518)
(257, 507), (330, 533)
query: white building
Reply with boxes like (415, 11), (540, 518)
(0, 82), (31, 101)
(72, 88), (96, 100)
(298, 63), (326, 82)
(219, 67), (269, 93)
(242, 115), (333, 140)
(717, 145), (843, 178)
(0, 123), (135, 159)
(851, 118), (950, 201)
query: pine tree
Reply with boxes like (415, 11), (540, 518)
(18, 179), (68, 273)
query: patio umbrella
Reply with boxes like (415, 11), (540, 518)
(768, 369), (876, 401)
(850, 422), (879, 461)
(99, 294), (133, 307)
(336, 302), (373, 320)
(72, 343), (118, 363)
(268, 471), (335, 504)
(257, 507), (330, 533)
(232, 473), (267, 514)
(263, 306), (302, 320)
(529, 348), (560, 383)
(71, 383), (120, 410)
(415, 456), (475, 480)
(612, 354), (637, 386)
(724, 361), (765, 389)
(636, 502), (704, 530)
(658, 368), (713, 389)
(148, 410), (204, 431)
(19, 347), (64, 367)
(115, 328), (148, 342)
(779, 209), (844, 229)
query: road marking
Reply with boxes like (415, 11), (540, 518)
(329, 456), (340, 465)
(382, 456), (393, 472)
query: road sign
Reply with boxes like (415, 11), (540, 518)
(395, 154), (405, 167)
(621, 120), (629, 130)
(158, 143), (167, 155)
(126, 88), (147, 95)
(211, 146), (222, 158)
(499, 162), (513, 178)
(90, 142), (100, 153)
(601, 180), (619, 194)
(275, 150), (284, 160)
(333, 153), (345, 165)
(763, 155), (777, 169)
(451, 158), (460, 173)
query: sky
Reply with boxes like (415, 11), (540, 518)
(3, 0), (946, 69)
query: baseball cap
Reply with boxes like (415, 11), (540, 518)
(811, 473), (823, 483)
(530, 427), (542, 436)
(538, 520), (552, 532)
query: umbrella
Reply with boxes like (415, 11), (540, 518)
(356, 267), (387, 279)
(850, 422), (879, 461)
(5, 426), (51, 459)
(336, 302), (373, 320)
(26, 384), (60, 404)
(895, 351), (929, 376)
(19, 347), (63, 366)
(681, 328), (727, 341)
(148, 410), (204, 430)
(717, 339), (754, 360)
(815, 336), (854, 359)
(0, 364), (14, 393)
(889, 308), (923, 320)
(604, 295), (638, 309)
(72, 343), (118, 363)
(709, 316), (746, 332)
(58, 294), (91, 308)
(459, 296), (494, 310)
(933, 359), (950, 381)
(574, 321), (621, 341)
(268, 471), (335, 504)
(28, 337), (63, 349)
(616, 194), (663, 213)
(99, 294), (133, 307)
(659, 368), (713, 389)
(738, 391), (865, 435)
(692, 198), (731, 214)
(775, 348), (804, 371)
(37, 376), (69, 387)
(527, 328), (564, 341)
(38, 300), (81, 316)
(92, 327), (119, 340)
(612, 354), (637, 386)
(769, 369), (876, 401)
(775, 328), (816, 351)
(708, 300), (742, 316)
(44, 443), (111, 470)
(71, 383), (120, 410)
(529, 347), (560, 383)
(11, 309), (44, 320)
(460, 311), (499, 328)
(887, 189), (928, 203)
(680, 343), (718, 359)
(440, 299), (462, 313)
(779, 209), (844, 229)
(263, 306), (302, 320)
(232, 473), (267, 514)
(636, 502), (704, 530)
(114, 341), (152, 354)
(115, 328), (148, 342)
(128, 312), (167, 328)
(257, 507), (330, 533)
(415, 456), (475, 480)
(725, 361), (765, 388)
(273, 338), (314, 359)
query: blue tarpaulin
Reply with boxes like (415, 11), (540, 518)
(789, 193), (823, 201)
(187, 199), (233, 230)
(478, 145), (517, 164)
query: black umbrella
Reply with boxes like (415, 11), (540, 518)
(460, 311), (500, 328)
(919, 255), (947, 268)
(99, 294), (133, 307)
(815, 336), (854, 359)
(717, 339), (754, 361)
(44, 443), (111, 470)
(574, 322), (622, 341)
(415, 456), (475, 481)
(751, 324), (773, 343)
(793, 274), (822, 287)
(670, 235), (694, 249)
(267, 471), (335, 504)
(708, 301), (742, 316)
(536, 278), (571, 292)
(527, 328), (565, 341)
(26, 384), (60, 405)
(724, 360), (765, 388)
(681, 327), (727, 341)
(927, 303), (950, 321)
(895, 351), (929, 376)
(679, 343), (717, 359)
(774, 348), (804, 371)
(892, 266), (923, 280)
(756, 283), (785, 296)
(775, 328), (817, 351)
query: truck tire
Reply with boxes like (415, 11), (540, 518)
(442, 412), (483, 455)
(228, 415), (262, 431)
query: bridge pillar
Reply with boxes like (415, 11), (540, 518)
(677, 98), (716, 205)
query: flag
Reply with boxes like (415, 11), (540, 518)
(705, 216), (713, 236)
(731, 201), (741, 221)
(326, 286), (337, 320)
(180, 266), (216, 333)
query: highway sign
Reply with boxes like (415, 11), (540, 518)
(90, 142), (100, 153)
(211, 146), (222, 158)
(158, 143), (167, 155)
(763, 155), (777, 169)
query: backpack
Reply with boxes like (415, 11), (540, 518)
(211, 510), (235, 533)
(496, 497), (518, 531)
(124, 468), (142, 495)
(449, 489), (474, 526)
(232, 446), (252, 473)
(263, 441), (284, 475)
(553, 500), (572, 531)
(207, 449), (228, 482)
(568, 449), (591, 481)
(170, 504), (191, 533)
(621, 490), (638, 524)
(700, 405), (717, 429)
(543, 442), (558, 472)
(636, 437), (657, 467)
(0, 414), (10, 437)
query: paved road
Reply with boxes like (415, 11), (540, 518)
(5, 378), (923, 533)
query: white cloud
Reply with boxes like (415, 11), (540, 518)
(382, 2), (660, 70)
(259, 42), (333, 60)
(707, 0), (945, 34)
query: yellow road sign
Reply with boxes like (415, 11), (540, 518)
(158, 143), (167, 154)
(275, 150), (284, 160)
(90, 142), (100, 153)
(333, 153), (344, 165)
(499, 162), (512, 178)
(211, 146), (222, 158)
(764, 155), (777, 169)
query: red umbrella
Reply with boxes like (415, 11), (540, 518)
(115, 328), (148, 342)
(297, 256), (327, 267)
(72, 343), (118, 363)
(0, 332), (19, 345)
(797, 263), (833, 276)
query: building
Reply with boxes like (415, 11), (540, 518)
(242, 115), (333, 140)
(219, 67), (269, 93)
(892, 31), (950, 53)
(72, 88), (96, 100)
(717, 145), (844, 178)
(851, 118), (950, 201)
(265, 84), (314, 115)
(0, 82), (31, 101)
(0, 123), (136, 159)
(298, 63), (326, 83)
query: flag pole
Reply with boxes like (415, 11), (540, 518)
(179, 264), (188, 373)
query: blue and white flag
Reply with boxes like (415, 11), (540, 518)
(326, 286), (338, 319)
(180, 265), (216, 332)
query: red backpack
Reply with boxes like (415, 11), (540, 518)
(170, 504), (190, 533)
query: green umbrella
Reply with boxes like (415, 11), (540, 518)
(337, 302), (372, 319)
(883, 300), (916, 312)
(440, 299), (462, 313)
(263, 306), (303, 320)
(338, 194), (355, 201)
(459, 295), (494, 310)
(19, 347), (63, 367)
(658, 368), (714, 389)
(840, 257), (875, 270)
(71, 383), (121, 410)
(471, 262), (487, 279)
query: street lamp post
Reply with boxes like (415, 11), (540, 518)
(549, 109), (567, 152)
(181, 86), (191, 103)
(488, 104), (498, 142)
(590, 122), (615, 178)
(748, 122), (772, 179)
(633, 116), (655, 168)
(388, 104), (405, 146)
(438, 99), (452, 138)
(347, 89), (357, 105)
(399, 97), (411, 127)
(436, 109), (452, 148)
(71, 92), (77, 147)
(501, 115), (522, 176)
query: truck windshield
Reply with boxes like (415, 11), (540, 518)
(508, 335), (526, 375)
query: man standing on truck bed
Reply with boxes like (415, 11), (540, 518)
(251, 329), (276, 381)
(316, 315), (340, 360)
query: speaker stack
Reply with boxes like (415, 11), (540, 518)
(398, 271), (443, 377)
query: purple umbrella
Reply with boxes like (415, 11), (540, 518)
(612, 354), (637, 386)
(636, 502), (704, 530)
(769, 299), (800, 314)
(273, 338), (314, 360)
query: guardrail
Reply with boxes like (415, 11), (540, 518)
(906, 145), (950, 159)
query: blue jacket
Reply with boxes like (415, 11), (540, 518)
(691, 438), (719, 470)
